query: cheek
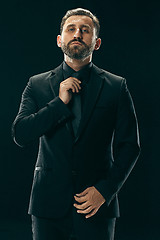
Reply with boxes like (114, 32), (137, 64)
(85, 35), (96, 44)
(62, 32), (73, 40)
(62, 36), (72, 45)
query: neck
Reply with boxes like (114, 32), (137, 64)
(64, 54), (92, 71)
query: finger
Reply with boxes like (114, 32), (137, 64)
(77, 206), (93, 214)
(74, 201), (90, 210)
(61, 79), (81, 92)
(72, 77), (81, 84)
(72, 79), (81, 92)
(76, 188), (89, 197)
(63, 77), (81, 85)
(71, 81), (81, 93)
(74, 195), (87, 203)
(85, 208), (98, 219)
(69, 82), (79, 93)
(67, 77), (81, 89)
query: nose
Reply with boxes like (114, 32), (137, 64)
(74, 28), (82, 39)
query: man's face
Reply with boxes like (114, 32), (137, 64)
(57, 15), (100, 60)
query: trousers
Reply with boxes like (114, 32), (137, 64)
(31, 206), (116, 240)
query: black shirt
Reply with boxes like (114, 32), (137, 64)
(62, 61), (92, 112)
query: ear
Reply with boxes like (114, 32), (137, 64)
(57, 35), (62, 48)
(94, 38), (101, 50)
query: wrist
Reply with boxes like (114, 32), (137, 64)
(59, 96), (69, 105)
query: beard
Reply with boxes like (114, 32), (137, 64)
(61, 39), (95, 60)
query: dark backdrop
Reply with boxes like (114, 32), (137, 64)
(0, 0), (160, 239)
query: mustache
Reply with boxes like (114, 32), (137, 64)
(67, 39), (87, 47)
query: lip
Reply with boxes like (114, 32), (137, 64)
(71, 42), (82, 45)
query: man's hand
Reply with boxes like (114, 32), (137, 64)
(59, 77), (81, 104)
(74, 186), (106, 219)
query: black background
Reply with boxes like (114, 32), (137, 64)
(0, 0), (160, 239)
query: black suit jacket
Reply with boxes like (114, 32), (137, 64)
(12, 63), (140, 219)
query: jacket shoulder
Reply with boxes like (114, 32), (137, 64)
(93, 64), (125, 86)
(102, 69), (124, 83)
(29, 70), (53, 84)
(29, 64), (62, 84)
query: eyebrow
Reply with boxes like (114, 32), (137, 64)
(66, 24), (92, 29)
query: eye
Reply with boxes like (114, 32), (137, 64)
(82, 29), (89, 33)
(68, 28), (75, 32)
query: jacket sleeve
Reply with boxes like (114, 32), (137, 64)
(94, 79), (140, 206)
(12, 77), (72, 147)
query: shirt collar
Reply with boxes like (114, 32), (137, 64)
(63, 61), (92, 81)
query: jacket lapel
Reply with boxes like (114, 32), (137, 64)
(75, 64), (104, 143)
(49, 64), (63, 97)
(48, 64), (74, 138)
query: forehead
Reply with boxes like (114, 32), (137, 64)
(64, 15), (94, 28)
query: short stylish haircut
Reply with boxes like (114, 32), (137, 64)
(60, 8), (100, 37)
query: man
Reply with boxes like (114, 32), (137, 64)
(12, 8), (140, 240)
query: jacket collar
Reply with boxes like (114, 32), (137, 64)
(49, 64), (64, 97)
